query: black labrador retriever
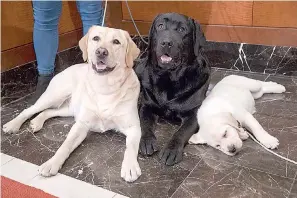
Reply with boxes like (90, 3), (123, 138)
(135, 13), (210, 166)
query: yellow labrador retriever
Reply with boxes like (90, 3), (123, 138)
(3, 26), (142, 182)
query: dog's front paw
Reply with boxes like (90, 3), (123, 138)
(38, 158), (62, 177)
(121, 158), (141, 182)
(2, 119), (22, 134)
(30, 118), (44, 133)
(258, 134), (279, 149)
(238, 128), (249, 140)
(139, 136), (158, 156)
(159, 140), (183, 166)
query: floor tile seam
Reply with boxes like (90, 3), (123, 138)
(169, 158), (203, 198)
(287, 171), (297, 198)
(1, 92), (34, 108)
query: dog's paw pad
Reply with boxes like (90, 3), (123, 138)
(121, 159), (141, 182)
(30, 119), (43, 133)
(259, 135), (279, 149)
(2, 120), (21, 134)
(38, 159), (61, 177)
(239, 129), (249, 140)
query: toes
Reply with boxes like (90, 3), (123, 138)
(159, 149), (170, 164)
(159, 146), (183, 166)
(121, 161), (141, 182)
(174, 150), (183, 164)
(38, 160), (60, 177)
(140, 140), (147, 155)
(260, 136), (279, 149)
(166, 153), (176, 166)
(139, 137), (158, 156)
(3, 121), (20, 134)
(30, 120), (42, 133)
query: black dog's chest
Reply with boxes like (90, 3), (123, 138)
(142, 71), (203, 111)
(154, 75), (180, 101)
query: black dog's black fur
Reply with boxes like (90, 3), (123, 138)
(134, 13), (210, 166)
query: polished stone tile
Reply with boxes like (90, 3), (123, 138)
(204, 42), (297, 76)
(171, 158), (294, 198)
(289, 179), (297, 198)
(80, 148), (201, 198)
(1, 62), (37, 105)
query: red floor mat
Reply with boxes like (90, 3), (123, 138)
(1, 176), (56, 198)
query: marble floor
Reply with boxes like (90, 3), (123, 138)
(1, 41), (297, 198)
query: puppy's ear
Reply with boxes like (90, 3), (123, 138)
(189, 133), (206, 145)
(124, 31), (140, 68)
(191, 19), (206, 57)
(223, 112), (241, 130)
(79, 27), (92, 62)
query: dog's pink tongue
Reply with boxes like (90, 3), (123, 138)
(96, 63), (107, 69)
(160, 55), (172, 63)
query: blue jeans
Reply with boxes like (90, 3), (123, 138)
(33, 1), (103, 75)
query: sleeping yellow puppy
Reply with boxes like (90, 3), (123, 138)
(189, 75), (285, 155)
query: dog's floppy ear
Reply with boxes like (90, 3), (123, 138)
(191, 18), (206, 57)
(147, 14), (161, 54)
(79, 27), (92, 62)
(189, 132), (206, 144)
(123, 31), (140, 68)
(222, 112), (241, 130)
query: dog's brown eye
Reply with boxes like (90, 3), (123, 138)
(216, 145), (220, 148)
(113, 39), (121, 45)
(93, 36), (100, 41)
(157, 24), (165, 30)
(178, 27), (185, 32)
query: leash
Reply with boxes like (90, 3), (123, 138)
(238, 121), (297, 165)
(102, 0), (147, 45)
(247, 132), (297, 165)
(124, 0), (148, 45)
(102, 0), (107, 26)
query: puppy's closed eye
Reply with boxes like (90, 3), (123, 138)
(223, 131), (227, 138)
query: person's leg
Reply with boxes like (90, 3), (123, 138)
(76, 1), (103, 35)
(31, 1), (62, 104)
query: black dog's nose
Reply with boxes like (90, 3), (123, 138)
(96, 47), (109, 58)
(228, 145), (236, 153)
(161, 40), (173, 48)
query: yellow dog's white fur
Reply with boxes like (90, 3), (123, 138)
(3, 26), (142, 182)
(189, 75), (285, 156)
